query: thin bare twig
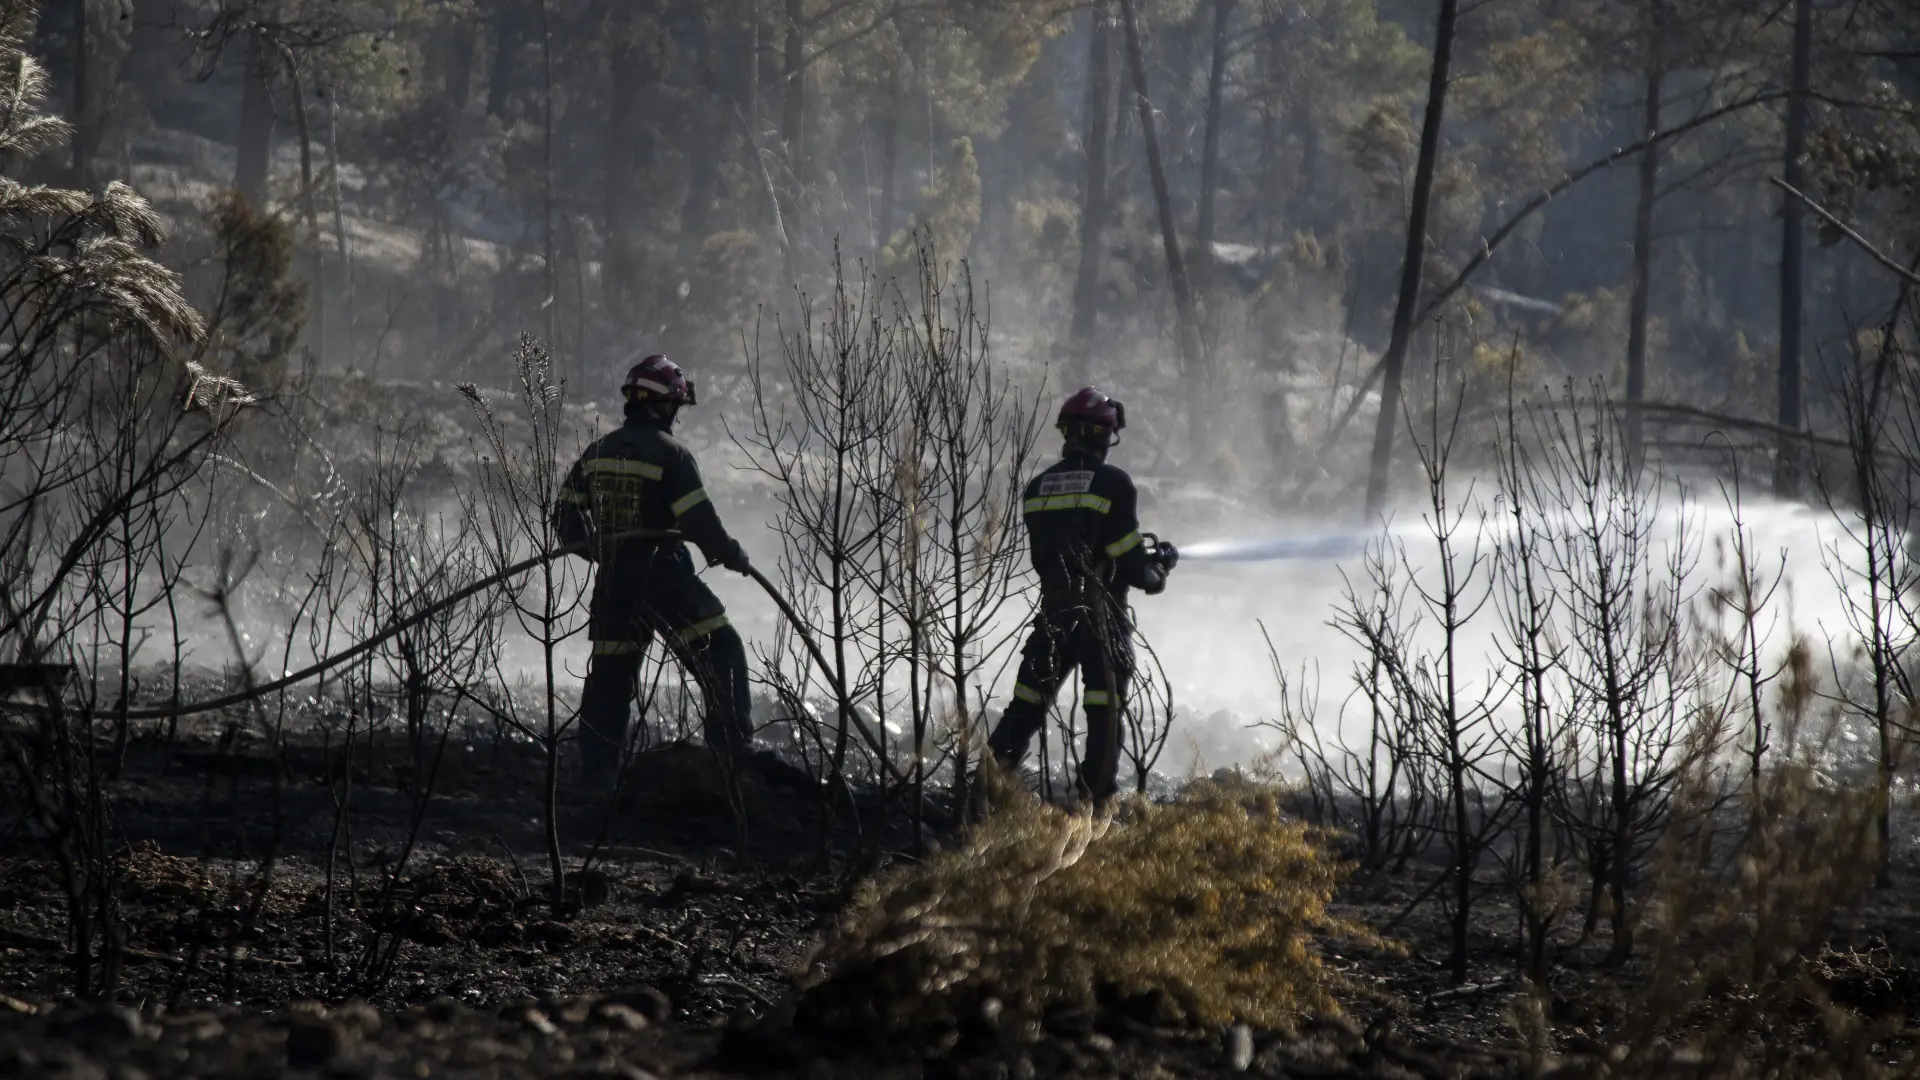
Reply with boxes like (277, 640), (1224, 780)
(1769, 175), (1920, 287)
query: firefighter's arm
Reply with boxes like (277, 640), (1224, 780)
(1103, 475), (1167, 595)
(552, 459), (593, 553)
(664, 449), (749, 572)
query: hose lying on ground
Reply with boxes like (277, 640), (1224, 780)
(22, 530), (899, 776)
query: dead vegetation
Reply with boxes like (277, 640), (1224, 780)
(12, 1), (1920, 1076)
(794, 768), (1367, 1051)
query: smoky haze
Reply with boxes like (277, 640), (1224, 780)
(19, 0), (1920, 781)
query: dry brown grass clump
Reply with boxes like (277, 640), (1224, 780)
(1540, 759), (1901, 1079)
(795, 770), (1364, 1043)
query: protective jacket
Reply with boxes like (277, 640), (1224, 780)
(552, 412), (752, 780)
(987, 450), (1166, 804)
(1023, 453), (1166, 608)
(554, 416), (741, 572)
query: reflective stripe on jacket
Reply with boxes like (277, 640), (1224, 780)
(551, 414), (739, 568)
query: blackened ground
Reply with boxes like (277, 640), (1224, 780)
(7, 699), (1920, 1077)
(0, 700), (891, 1019)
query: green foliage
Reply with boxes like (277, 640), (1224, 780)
(205, 192), (308, 394)
(1008, 196), (1078, 318)
(921, 2), (1070, 138)
(796, 769), (1365, 1045)
(255, 0), (424, 112)
(883, 138), (981, 271)
(686, 228), (783, 343)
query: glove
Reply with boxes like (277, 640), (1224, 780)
(721, 542), (753, 576)
(1155, 541), (1179, 574)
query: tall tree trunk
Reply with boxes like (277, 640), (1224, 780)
(1192, 0), (1233, 283)
(1118, 0), (1205, 443)
(877, 59), (903, 247)
(1624, 40), (1664, 468)
(1293, 99), (1320, 224)
(1775, 0), (1813, 496)
(235, 35), (275, 207)
(781, 0), (805, 175)
(1258, 28), (1279, 249)
(745, 4), (762, 161)
(606, 5), (655, 312)
(679, 7), (727, 261)
(1362, 0), (1460, 519)
(444, 16), (478, 116)
(1158, 14), (1200, 180)
(1067, 2), (1114, 389)
(69, 0), (90, 188)
(538, 0), (558, 361)
(284, 50), (326, 366)
(779, 0), (805, 281)
(486, 0), (524, 119)
(329, 88), (355, 362)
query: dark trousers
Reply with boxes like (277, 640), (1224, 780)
(986, 609), (1134, 802)
(580, 555), (752, 780)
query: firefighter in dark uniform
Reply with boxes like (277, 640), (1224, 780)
(985, 387), (1178, 805)
(552, 355), (754, 789)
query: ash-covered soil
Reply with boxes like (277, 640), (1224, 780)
(0, 698), (1518, 1078)
(9, 696), (1920, 1078)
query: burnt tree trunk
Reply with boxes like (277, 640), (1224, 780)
(1362, 0), (1459, 518)
(1257, 25), (1279, 248)
(1624, 34), (1663, 467)
(605, 5), (658, 312)
(285, 50), (326, 365)
(1775, 0), (1813, 496)
(539, 0), (559, 360)
(443, 16), (478, 115)
(779, 0), (805, 281)
(877, 58), (903, 246)
(235, 35), (275, 207)
(1192, 0), (1234, 284)
(486, 0), (525, 119)
(1067, 1), (1114, 388)
(679, 9), (726, 261)
(1293, 99), (1321, 225)
(781, 0), (805, 178)
(1118, 0), (1205, 443)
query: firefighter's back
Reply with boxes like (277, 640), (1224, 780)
(1023, 455), (1136, 597)
(577, 425), (680, 532)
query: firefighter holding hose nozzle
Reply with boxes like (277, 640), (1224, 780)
(552, 355), (755, 791)
(984, 387), (1179, 807)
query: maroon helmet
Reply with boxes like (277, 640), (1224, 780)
(1058, 386), (1125, 432)
(622, 354), (697, 405)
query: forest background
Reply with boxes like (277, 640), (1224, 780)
(39, 0), (1920, 509)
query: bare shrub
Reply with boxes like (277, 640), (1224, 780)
(0, 2), (214, 998)
(1533, 386), (1709, 962)
(460, 335), (588, 907)
(1263, 543), (1436, 873)
(735, 237), (1038, 841)
(1564, 727), (1887, 1078)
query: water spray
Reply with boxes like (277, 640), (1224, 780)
(1166, 530), (1371, 563)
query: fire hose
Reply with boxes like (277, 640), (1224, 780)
(31, 522), (1377, 774)
(56, 529), (896, 775)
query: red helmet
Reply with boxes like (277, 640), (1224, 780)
(622, 354), (696, 405)
(1058, 386), (1125, 431)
